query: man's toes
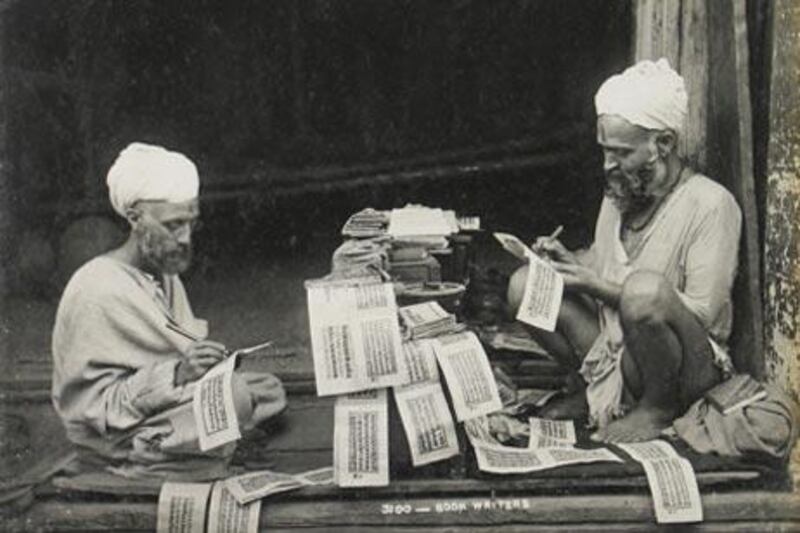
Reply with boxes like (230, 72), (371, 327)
(590, 428), (607, 442)
(602, 424), (631, 443)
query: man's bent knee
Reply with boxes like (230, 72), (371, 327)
(243, 371), (288, 424)
(507, 265), (528, 315)
(619, 271), (672, 327)
(231, 372), (255, 424)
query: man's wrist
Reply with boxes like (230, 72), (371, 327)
(585, 277), (621, 307)
(173, 360), (186, 387)
(580, 272), (601, 296)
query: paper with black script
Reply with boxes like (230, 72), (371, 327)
(307, 282), (406, 396)
(192, 354), (241, 452)
(207, 482), (261, 533)
(394, 381), (459, 466)
(432, 332), (502, 421)
(156, 482), (212, 533)
(333, 389), (390, 487)
(618, 440), (703, 524)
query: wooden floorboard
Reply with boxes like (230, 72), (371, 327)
(4, 491), (798, 531)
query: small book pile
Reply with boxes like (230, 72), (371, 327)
(341, 208), (389, 238)
(398, 301), (462, 339)
(705, 374), (767, 415)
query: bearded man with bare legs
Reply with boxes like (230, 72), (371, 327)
(508, 59), (741, 443)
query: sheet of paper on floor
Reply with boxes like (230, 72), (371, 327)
(224, 470), (304, 505)
(333, 389), (390, 487)
(156, 481), (212, 533)
(528, 417), (576, 449)
(394, 381), (459, 466)
(618, 440), (703, 524)
(464, 416), (515, 451)
(296, 466), (335, 486)
(192, 354), (241, 451)
(464, 416), (623, 474)
(432, 332), (502, 421)
(207, 482), (261, 533)
(473, 445), (622, 474)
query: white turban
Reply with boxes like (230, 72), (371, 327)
(106, 142), (199, 217)
(595, 58), (687, 133)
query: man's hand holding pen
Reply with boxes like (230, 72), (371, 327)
(175, 339), (228, 386)
(531, 226), (599, 293)
(167, 318), (277, 386)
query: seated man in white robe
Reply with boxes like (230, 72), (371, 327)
(52, 142), (286, 479)
(508, 59), (741, 443)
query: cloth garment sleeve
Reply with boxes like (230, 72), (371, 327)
(676, 197), (741, 330)
(60, 301), (188, 436)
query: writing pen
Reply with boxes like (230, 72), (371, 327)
(548, 225), (564, 243)
(165, 320), (232, 357)
(165, 320), (276, 358)
(165, 320), (202, 342)
(529, 225), (564, 261)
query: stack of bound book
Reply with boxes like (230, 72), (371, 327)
(705, 374), (767, 415)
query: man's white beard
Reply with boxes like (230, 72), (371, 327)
(137, 229), (192, 275)
(604, 160), (659, 215)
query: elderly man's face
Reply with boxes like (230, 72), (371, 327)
(132, 199), (199, 275)
(596, 115), (667, 214)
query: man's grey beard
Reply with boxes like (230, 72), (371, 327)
(136, 227), (192, 275)
(603, 165), (656, 215)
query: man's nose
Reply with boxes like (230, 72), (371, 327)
(174, 224), (192, 244)
(603, 152), (618, 173)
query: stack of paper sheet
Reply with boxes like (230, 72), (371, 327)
(399, 301), (459, 339)
(387, 205), (458, 242)
(341, 208), (389, 238)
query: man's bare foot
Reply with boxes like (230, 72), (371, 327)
(538, 392), (588, 420)
(590, 406), (673, 443)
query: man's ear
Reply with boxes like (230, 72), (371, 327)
(655, 130), (678, 158)
(125, 205), (143, 228)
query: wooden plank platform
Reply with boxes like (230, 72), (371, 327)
(3, 383), (795, 531)
(1, 338), (795, 531)
(5, 491), (798, 531)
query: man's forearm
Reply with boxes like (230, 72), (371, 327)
(584, 277), (621, 308)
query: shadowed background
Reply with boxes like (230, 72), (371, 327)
(0, 0), (631, 380)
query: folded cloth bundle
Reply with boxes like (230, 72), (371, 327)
(672, 377), (799, 463)
(331, 238), (389, 273)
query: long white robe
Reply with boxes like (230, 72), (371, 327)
(52, 256), (283, 479)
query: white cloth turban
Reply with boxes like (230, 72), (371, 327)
(595, 58), (687, 132)
(106, 142), (199, 217)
